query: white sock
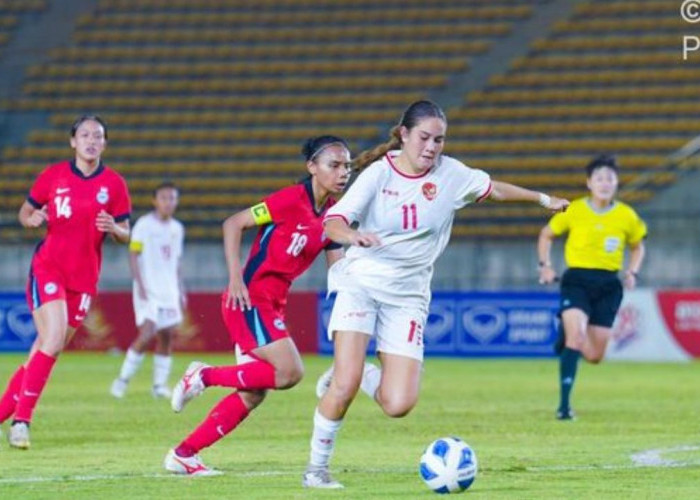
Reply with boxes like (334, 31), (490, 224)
(309, 407), (343, 468)
(360, 362), (381, 399)
(153, 354), (172, 387)
(118, 349), (145, 381)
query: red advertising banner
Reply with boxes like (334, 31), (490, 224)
(67, 291), (319, 354)
(656, 290), (700, 357)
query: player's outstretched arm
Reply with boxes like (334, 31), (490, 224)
(488, 181), (569, 212)
(18, 200), (47, 228)
(324, 217), (380, 248)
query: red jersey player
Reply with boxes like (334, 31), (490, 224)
(0, 115), (131, 449)
(164, 135), (351, 476)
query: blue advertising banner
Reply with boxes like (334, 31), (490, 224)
(0, 293), (36, 352)
(318, 291), (560, 358)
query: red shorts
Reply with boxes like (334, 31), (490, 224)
(26, 265), (93, 329)
(220, 294), (289, 354)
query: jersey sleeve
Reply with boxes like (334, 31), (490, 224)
(548, 209), (570, 236)
(250, 187), (298, 226)
(626, 208), (647, 245)
(324, 164), (381, 225)
(129, 217), (145, 252)
(111, 174), (132, 222)
(27, 166), (53, 208)
(454, 164), (492, 209)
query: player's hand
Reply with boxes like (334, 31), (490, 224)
(96, 210), (116, 233)
(180, 293), (188, 310)
(225, 275), (252, 311)
(348, 231), (381, 248)
(546, 196), (569, 212)
(538, 265), (558, 285)
(137, 284), (148, 301)
(27, 206), (48, 227)
(623, 271), (637, 291)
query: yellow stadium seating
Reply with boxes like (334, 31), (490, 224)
(2, 0), (690, 241)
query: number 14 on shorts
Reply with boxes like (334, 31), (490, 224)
(407, 320), (423, 346)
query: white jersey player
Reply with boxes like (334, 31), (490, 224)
(303, 100), (570, 489)
(111, 182), (185, 399)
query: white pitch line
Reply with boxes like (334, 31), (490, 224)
(527, 461), (700, 472)
(0, 470), (295, 485)
(530, 444), (700, 472)
(630, 445), (700, 467)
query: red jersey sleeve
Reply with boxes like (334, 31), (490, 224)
(263, 186), (298, 223)
(27, 165), (53, 208)
(110, 173), (132, 222)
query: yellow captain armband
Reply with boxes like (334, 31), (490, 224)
(129, 240), (143, 252)
(250, 202), (272, 225)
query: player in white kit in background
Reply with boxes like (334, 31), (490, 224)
(111, 182), (186, 399)
(302, 100), (570, 489)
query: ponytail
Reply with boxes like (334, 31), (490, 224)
(352, 126), (401, 172)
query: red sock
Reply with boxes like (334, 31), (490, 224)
(13, 351), (57, 423)
(175, 392), (251, 456)
(0, 365), (25, 423)
(201, 360), (276, 390)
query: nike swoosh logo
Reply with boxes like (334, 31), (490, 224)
(296, 224), (309, 230)
(216, 425), (225, 437)
(75, 315), (86, 321)
(56, 188), (70, 194)
(24, 390), (39, 397)
(237, 370), (246, 387)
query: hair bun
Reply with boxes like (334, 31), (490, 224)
(301, 137), (316, 160)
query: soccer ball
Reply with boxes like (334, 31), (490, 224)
(419, 437), (477, 494)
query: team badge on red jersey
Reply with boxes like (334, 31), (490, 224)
(422, 182), (437, 201)
(97, 187), (109, 204)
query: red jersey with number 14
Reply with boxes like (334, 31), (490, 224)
(27, 160), (131, 295)
(243, 179), (341, 307)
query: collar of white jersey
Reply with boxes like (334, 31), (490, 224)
(384, 150), (436, 179)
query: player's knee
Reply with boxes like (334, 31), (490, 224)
(275, 363), (304, 389)
(564, 332), (585, 351)
(329, 374), (362, 405)
(586, 352), (604, 364)
(40, 331), (67, 356)
(239, 390), (266, 409)
(380, 396), (416, 418)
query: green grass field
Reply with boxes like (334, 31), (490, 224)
(0, 353), (698, 499)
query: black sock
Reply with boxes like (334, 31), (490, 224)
(559, 347), (581, 411)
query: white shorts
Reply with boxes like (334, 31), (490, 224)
(133, 294), (182, 330)
(327, 288), (427, 361)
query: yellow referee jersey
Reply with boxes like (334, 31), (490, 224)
(548, 197), (647, 271)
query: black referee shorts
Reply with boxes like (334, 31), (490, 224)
(559, 268), (623, 328)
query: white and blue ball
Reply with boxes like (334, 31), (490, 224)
(419, 437), (477, 494)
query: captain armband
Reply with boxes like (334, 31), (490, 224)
(250, 202), (272, 225)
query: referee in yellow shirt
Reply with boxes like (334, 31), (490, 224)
(537, 154), (647, 420)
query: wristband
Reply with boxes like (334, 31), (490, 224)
(537, 192), (551, 208)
